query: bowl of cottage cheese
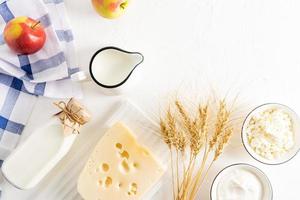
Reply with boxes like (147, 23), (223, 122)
(242, 103), (300, 165)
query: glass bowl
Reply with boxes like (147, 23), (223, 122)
(241, 103), (300, 165)
(210, 163), (273, 200)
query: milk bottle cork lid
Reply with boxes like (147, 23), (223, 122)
(54, 98), (91, 135)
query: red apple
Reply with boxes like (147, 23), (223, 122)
(3, 16), (46, 55)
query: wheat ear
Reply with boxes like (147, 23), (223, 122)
(209, 100), (230, 150)
(214, 127), (233, 161)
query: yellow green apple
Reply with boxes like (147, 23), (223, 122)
(92, 0), (129, 19)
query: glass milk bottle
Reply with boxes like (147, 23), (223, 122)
(1, 98), (91, 190)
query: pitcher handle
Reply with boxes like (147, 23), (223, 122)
(71, 71), (92, 83)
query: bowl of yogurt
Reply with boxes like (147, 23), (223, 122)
(242, 103), (300, 165)
(210, 163), (273, 200)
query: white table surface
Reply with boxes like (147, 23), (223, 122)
(2, 0), (300, 199)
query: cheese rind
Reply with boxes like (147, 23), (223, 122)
(77, 123), (165, 200)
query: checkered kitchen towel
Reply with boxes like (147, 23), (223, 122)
(0, 0), (82, 165)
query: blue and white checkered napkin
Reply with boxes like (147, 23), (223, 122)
(0, 0), (82, 164)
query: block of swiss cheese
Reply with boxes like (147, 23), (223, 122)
(77, 122), (165, 200)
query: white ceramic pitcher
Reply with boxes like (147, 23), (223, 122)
(72, 46), (144, 95)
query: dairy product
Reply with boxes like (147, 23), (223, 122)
(2, 98), (90, 190)
(245, 108), (295, 160)
(90, 48), (143, 86)
(2, 118), (77, 189)
(217, 168), (263, 200)
(77, 122), (164, 200)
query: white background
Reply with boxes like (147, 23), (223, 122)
(3, 0), (300, 199)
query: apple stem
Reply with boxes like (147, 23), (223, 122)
(31, 21), (41, 29)
(120, 2), (128, 9)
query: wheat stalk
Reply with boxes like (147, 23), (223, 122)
(159, 98), (235, 200)
(209, 100), (230, 150)
(190, 100), (232, 199)
(159, 120), (172, 148)
(175, 100), (194, 135)
(181, 104), (209, 198)
(214, 127), (233, 161)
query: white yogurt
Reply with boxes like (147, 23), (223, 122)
(211, 164), (272, 200)
(217, 168), (263, 200)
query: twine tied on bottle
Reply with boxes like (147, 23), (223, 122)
(54, 98), (91, 135)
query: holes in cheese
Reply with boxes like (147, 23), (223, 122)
(120, 150), (129, 159)
(128, 182), (138, 195)
(77, 123), (165, 200)
(133, 162), (139, 168)
(102, 163), (109, 172)
(131, 182), (137, 191)
(120, 159), (130, 173)
(104, 176), (112, 187)
(115, 143), (122, 149)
